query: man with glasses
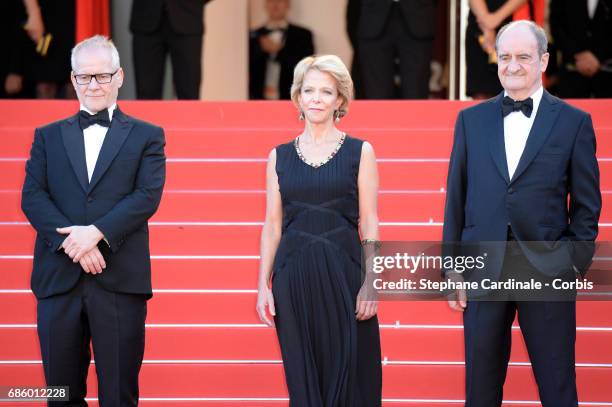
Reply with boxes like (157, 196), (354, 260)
(21, 35), (166, 406)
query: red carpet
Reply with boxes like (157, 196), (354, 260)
(1, 99), (611, 405)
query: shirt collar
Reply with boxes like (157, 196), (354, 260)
(588, 0), (599, 19)
(80, 103), (116, 122)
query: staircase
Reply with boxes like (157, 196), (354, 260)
(1, 99), (611, 406)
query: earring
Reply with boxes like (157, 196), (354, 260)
(299, 111), (305, 121)
(334, 110), (341, 123)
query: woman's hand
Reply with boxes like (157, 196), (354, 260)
(474, 0), (528, 32)
(257, 149), (282, 327)
(23, 6), (45, 43)
(479, 28), (497, 54)
(355, 285), (378, 321)
(356, 140), (379, 322)
(5, 74), (23, 95)
(477, 11), (501, 32)
(257, 286), (276, 327)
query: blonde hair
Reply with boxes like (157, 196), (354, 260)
(290, 55), (353, 118)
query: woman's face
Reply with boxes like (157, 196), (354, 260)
(298, 69), (342, 125)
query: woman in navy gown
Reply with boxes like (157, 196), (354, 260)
(257, 54), (382, 406)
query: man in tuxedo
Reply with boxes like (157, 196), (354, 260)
(346, 0), (363, 98)
(550, 0), (612, 98)
(249, 0), (314, 100)
(358, 0), (436, 99)
(21, 35), (166, 406)
(443, 21), (600, 406)
(130, 0), (213, 99)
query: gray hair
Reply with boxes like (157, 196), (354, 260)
(71, 35), (120, 72)
(495, 20), (548, 57)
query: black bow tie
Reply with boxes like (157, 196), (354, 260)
(502, 96), (533, 118)
(79, 109), (111, 130)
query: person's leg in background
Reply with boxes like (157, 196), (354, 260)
(557, 69), (592, 98)
(592, 71), (612, 98)
(168, 30), (202, 100)
(358, 23), (396, 99)
(396, 33), (432, 99)
(132, 27), (167, 99)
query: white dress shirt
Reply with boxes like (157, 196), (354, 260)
(263, 20), (288, 100)
(588, 0), (599, 19)
(503, 86), (543, 180)
(81, 104), (115, 182)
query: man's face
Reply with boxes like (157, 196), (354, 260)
(497, 25), (548, 97)
(71, 48), (123, 113)
(266, 0), (289, 21)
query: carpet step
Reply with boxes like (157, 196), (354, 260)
(5, 160), (612, 191)
(6, 224), (612, 256)
(5, 191), (612, 223)
(3, 127), (612, 159)
(2, 100), (611, 129)
(3, 191), (448, 223)
(1, 293), (610, 327)
(0, 363), (610, 400)
(2, 326), (611, 363)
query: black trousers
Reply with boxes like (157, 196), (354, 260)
(557, 68), (612, 98)
(358, 9), (432, 99)
(132, 15), (202, 100)
(37, 275), (147, 407)
(463, 247), (578, 407)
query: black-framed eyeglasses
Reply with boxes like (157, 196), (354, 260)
(72, 70), (119, 85)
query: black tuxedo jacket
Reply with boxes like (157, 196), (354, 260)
(21, 108), (166, 299)
(130, 0), (211, 35)
(358, 0), (437, 40)
(550, 0), (612, 66)
(443, 91), (601, 279)
(249, 24), (314, 100)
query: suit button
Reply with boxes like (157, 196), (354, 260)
(87, 197), (93, 203)
(508, 187), (514, 194)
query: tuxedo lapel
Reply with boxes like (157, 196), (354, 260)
(487, 93), (511, 184)
(510, 90), (561, 184)
(88, 108), (133, 192)
(61, 114), (89, 193)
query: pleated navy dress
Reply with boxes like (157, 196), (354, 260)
(271, 134), (382, 407)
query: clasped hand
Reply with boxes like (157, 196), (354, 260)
(57, 225), (106, 274)
(575, 51), (600, 78)
(476, 11), (502, 32)
(259, 36), (283, 55)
